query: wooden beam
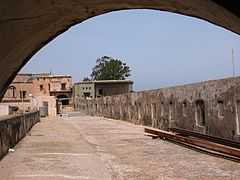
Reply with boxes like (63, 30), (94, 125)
(144, 127), (240, 159)
(170, 127), (240, 149)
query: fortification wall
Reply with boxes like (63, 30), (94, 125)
(75, 77), (240, 142)
(0, 111), (40, 159)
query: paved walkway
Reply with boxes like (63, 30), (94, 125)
(0, 115), (240, 180)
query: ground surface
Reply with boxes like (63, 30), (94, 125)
(0, 114), (240, 180)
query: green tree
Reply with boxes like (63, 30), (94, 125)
(90, 56), (131, 80)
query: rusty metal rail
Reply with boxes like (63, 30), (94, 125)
(170, 127), (240, 149)
(144, 127), (240, 161)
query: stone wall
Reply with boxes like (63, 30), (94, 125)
(0, 111), (40, 159)
(75, 77), (240, 142)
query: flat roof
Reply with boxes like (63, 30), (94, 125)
(17, 73), (71, 78)
(75, 80), (133, 85)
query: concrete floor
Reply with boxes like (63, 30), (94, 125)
(0, 115), (240, 180)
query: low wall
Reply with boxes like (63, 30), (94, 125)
(0, 111), (40, 159)
(75, 77), (240, 142)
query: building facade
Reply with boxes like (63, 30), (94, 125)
(73, 80), (133, 99)
(1, 73), (72, 116)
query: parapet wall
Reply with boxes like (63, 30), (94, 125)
(75, 77), (240, 142)
(0, 111), (40, 159)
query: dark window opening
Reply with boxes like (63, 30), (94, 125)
(99, 89), (103, 95)
(61, 83), (66, 90)
(48, 84), (51, 91)
(20, 90), (26, 99)
(217, 100), (224, 118)
(9, 86), (16, 98)
(62, 99), (69, 105)
(40, 85), (43, 91)
(12, 87), (16, 98)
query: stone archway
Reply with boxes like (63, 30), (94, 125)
(1, 1), (240, 98)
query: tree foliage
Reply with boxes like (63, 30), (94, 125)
(90, 56), (131, 80)
(82, 77), (90, 81)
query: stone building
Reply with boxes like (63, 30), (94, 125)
(73, 80), (133, 99)
(1, 73), (72, 116)
(75, 76), (240, 142)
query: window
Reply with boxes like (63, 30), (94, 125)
(217, 100), (224, 118)
(12, 87), (16, 98)
(95, 104), (98, 112)
(40, 85), (43, 91)
(61, 83), (66, 90)
(9, 86), (16, 98)
(99, 89), (103, 95)
(195, 100), (205, 126)
(20, 91), (26, 99)
(48, 84), (51, 91)
(89, 87), (91, 90)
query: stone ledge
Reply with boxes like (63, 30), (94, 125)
(0, 111), (40, 160)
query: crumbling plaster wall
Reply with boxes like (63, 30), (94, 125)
(75, 77), (240, 142)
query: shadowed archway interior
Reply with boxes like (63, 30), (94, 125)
(0, 1), (240, 98)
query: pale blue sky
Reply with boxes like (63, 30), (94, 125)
(21, 10), (240, 91)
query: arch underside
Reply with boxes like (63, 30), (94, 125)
(0, 1), (240, 98)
